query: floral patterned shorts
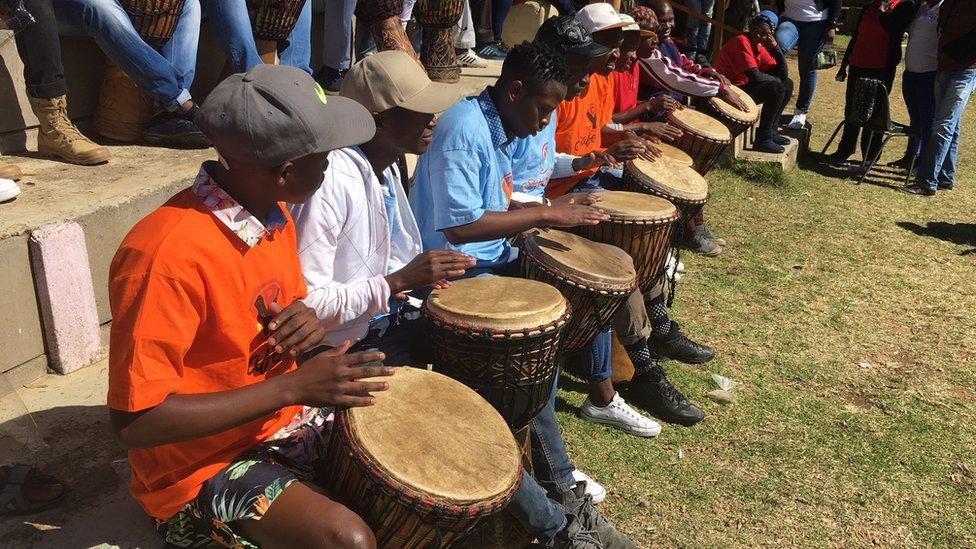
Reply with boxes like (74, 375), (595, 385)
(157, 408), (332, 548)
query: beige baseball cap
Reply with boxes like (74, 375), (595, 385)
(340, 51), (462, 114)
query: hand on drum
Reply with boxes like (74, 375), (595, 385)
(647, 95), (683, 115)
(719, 87), (750, 113)
(638, 121), (684, 142)
(545, 202), (611, 228)
(606, 138), (650, 162)
(387, 250), (476, 293)
(576, 149), (622, 170)
(551, 191), (603, 206)
(289, 341), (394, 408)
(267, 301), (328, 357)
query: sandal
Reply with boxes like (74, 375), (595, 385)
(0, 464), (66, 516)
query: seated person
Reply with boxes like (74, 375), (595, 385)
(289, 51), (475, 364)
(52, 0), (207, 147)
(108, 65), (392, 548)
(202, 0), (313, 75)
(533, 13), (714, 431)
(611, 11), (684, 123)
(713, 12), (794, 153)
(1, 0), (109, 176)
(409, 42), (634, 548)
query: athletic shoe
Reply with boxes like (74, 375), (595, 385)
(824, 151), (852, 166)
(476, 43), (507, 60)
(902, 184), (935, 197)
(456, 48), (489, 68)
(698, 224), (726, 246)
(753, 136), (785, 154)
(143, 114), (210, 149)
(681, 233), (722, 256)
(649, 321), (715, 364)
(556, 483), (636, 549)
(629, 366), (705, 426)
(770, 132), (791, 146)
(0, 178), (21, 203)
(885, 156), (914, 169)
(572, 469), (608, 504)
(937, 181), (954, 191)
(553, 514), (602, 548)
(787, 111), (807, 129)
(580, 393), (662, 438)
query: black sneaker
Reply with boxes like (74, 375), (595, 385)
(649, 321), (714, 364)
(629, 366), (705, 426)
(143, 113), (210, 149)
(902, 184), (935, 197)
(316, 67), (346, 94)
(552, 514), (603, 549)
(937, 181), (954, 191)
(824, 151), (852, 166)
(681, 233), (722, 256)
(476, 43), (507, 60)
(885, 156), (914, 169)
(753, 136), (785, 153)
(770, 132), (791, 146)
(556, 483), (634, 549)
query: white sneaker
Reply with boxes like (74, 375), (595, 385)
(456, 48), (489, 68)
(572, 469), (607, 504)
(787, 111), (807, 129)
(0, 178), (21, 202)
(580, 392), (662, 437)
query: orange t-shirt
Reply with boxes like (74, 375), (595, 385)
(107, 187), (306, 520)
(548, 72), (616, 198)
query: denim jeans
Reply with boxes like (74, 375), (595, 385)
(53, 0), (199, 111)
(916, 69), (976, 190)
(902, 70), (938, 158)
(321, 0), (376, 71)
(683, 0), (715, 53)
(201, 0), (312, 75)
(775, 18), (829, 114)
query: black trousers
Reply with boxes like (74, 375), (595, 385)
(835, 65), (897, 160)
(469, 0), (512, 45)
(14, 0), (68, 99)
(741, 76), (794, 138)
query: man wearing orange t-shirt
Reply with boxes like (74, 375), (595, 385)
(108, 65), (393, 548)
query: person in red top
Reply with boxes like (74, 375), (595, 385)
(612, 13), (685, 122)
(108, 64), (395, 548)
(826, 0), (917, 165)
(714, 13), (794, 153)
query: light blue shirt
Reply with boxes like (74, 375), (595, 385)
(410, 89), (516, 267)
(510, 111), (557, 198)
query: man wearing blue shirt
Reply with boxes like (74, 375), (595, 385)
(410, 43), (634, 549)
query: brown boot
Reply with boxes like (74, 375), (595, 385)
(0, 155), (22, 181)
(30, 95), (111, 166)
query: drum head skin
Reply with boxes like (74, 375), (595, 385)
(655, 142), (694, 167)
(710, 84), (760, 124)
(628, 157), (709, 203)
(591, 191), (679, 221)
(426, 277), (568, 331)
(347, 367), (521, 504)
(523, 228), (637, 291)
(667, 108), (732, 142)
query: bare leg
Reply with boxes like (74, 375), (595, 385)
(588, 378), (616, 407)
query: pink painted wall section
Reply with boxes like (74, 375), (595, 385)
(28, 222), (101, 374)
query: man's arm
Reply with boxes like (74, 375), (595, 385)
(639, 50), (721, 98)
(443, 205), (608, 244)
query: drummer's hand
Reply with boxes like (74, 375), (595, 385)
(546, 203), (611, 227)
(574, 149), (621, 171)
(606, 138), (647, 161)
(386, 250), (476, 293)
(719, 87), (749, 112)
(640, 122), (683, 142)
(641, 139), (663, 161)
(551, 192), (603, 206)
(648, 95), (683, 115)
(289, 341), (394, 407)
(267, 301), (327, 357)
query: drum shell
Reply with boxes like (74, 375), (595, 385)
(670, 129), (728, 176)
(355, 0), (403, 23)
(414, 0), (464, 27)
(423, 306), (569, 430)
(702, 99), (754, 139)
(122, 0), (186, 44)
(246, 0), (307, 40)
(579, 217), (677, 294)
(520, 257), (634, 352)
(324, 412), (517, 548)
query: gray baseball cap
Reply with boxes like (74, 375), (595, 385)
(197, 64), (375, 170)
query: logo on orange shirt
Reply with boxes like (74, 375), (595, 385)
(586, 105), (598, 129)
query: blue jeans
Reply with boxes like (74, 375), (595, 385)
(201, 0), (312, 75)
(53, 0), (199, 111)
(902, 70), (938, 158)
(321, 0), (376, 71)
(582, 329), (613, 382)
(775, 18), (829, 114)
(684, 0), (714, 53)
(916, 69), (976, 190)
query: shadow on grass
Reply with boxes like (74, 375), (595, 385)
(799, 151), (912, 191)
(896, 221), (976, 255)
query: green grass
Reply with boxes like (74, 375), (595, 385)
(554, 60), (976, 546)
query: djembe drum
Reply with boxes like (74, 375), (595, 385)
(423, 277), (570, 429)
(325, 367), (521, 548)
(667, 108), (732, 175)
(655, 142), (694, 168)
(122, 0), (185, 44)
(520, 228), (637, 351)
(415, 0), (464, 82)
(702, 84), (761, 140)
(578, 191), (679, 294)
(621, 157), (709, 224)
(245, 0), (307, 40)
(356, 0), (419, 58)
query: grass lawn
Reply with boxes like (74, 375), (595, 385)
(555, 60), (976, 546)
